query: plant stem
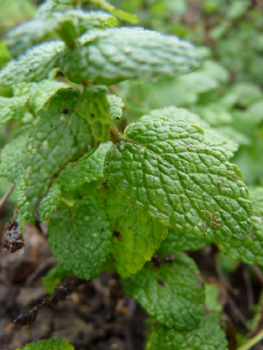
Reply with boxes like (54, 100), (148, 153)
(0, 183), (16, 209)
(237, 328), (263, 350)
(110, 124), (123, 143)
(60, 197), (74, 207)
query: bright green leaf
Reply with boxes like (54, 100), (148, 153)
(104, 115), (252, 242)
(0, 95), (29, 124)
(0, 131), (28, 183)
(106, 192), (167, 277)
(157, 228), (209, 253)
(146, 313), (228, 350)
(42, 264), (71, 294)
(39, 182), (61, 222)
(56, 142), (111, 193)
(22, 87), (111, 209)
(123, 252), (205, 329)
(16, 338), (74, 350)
(142, 107), (238, 159)
(205, 283), (223, 312)
(107, 94), (125, 127)
(48, 197), (112, 280)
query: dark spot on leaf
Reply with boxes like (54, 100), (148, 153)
(29, 68), (32, 72)
(62, 108), (69, 114)
(91, 113), (95, 118)
(151, 255), (163, 268)
(206, 212), (211, 219)
(56, 70), (65, 78)
(113, 231), (122, 241)
(50, 124), (53, 128)
(164, 254), (174, 264)
(218, 181), (223, 186)
(158, 279), (165, 287)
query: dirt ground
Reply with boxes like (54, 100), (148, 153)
(1, 215), (263, 350)
(0, 223), (147, 350)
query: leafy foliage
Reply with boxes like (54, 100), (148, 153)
(104, 115), (252, 242)
(48, 197), (112, 280)
(146, 313), (228, 350)
(123, 252), (205, 330)
(1, 0), (263, 349)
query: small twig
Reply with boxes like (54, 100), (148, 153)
(0, 184), (16, 209)
(242, 266), (254, 310)
(237, 328), (263, 350)
(251, 266), (263, 287)
(215, 254), (248, 329)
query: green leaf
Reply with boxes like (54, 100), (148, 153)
(28, 80), (69, 112)
(205, 283), (223, 312)
(157, 228), (209, 253)
(146, 314), (228, 350)
(215, 187), (263, 265)
(107, 94), (125, 127)
(48, 197), (112, 280)
(22, 87), (111, 209)
(249, 187), (263, 217)
(39, 182), (61, 222)
(142, 107), (238, 160)
(60, 27), (200, 85)
(56, 142), (111, 193)
(106, 192), (167, 277)
(0, 41), (65, 86)
(104, 115), (252, 242)
(42, 264), (71, 294)
(17, 176), (35, 224)
(0, 95), (29, 124)
(123, 252), (205, 329)
(16, 338), (74, 350)
(0, 132), (28, 183)
(7, 10), (117, 57)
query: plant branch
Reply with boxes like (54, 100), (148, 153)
(0, 183), (16, 209)
(110, 124), (123, 143)
(237, 328), (263, 350)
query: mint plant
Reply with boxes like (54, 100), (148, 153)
(1, 1), (263, 349)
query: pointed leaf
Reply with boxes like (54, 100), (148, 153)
(7, 10), (117, 57)
(22, 87), (111, 209)
(0, 131), (28, 183)
(216, 188), (263, 265)
(0, 41), (65, 86)
(104, 116), (252, 242)
(146, 314), (228, 350)
(48, 197), (112, 280)
(39, 182), (61, 222)
(157, 228), (209, 253)
(56, 142), (111, 193)
(60, 28), (199, 85)
(123, 252), (205, 329)
(143, 106), (238, 160)
(0, 95), (29, 124)
(106, 192), (167, 277)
